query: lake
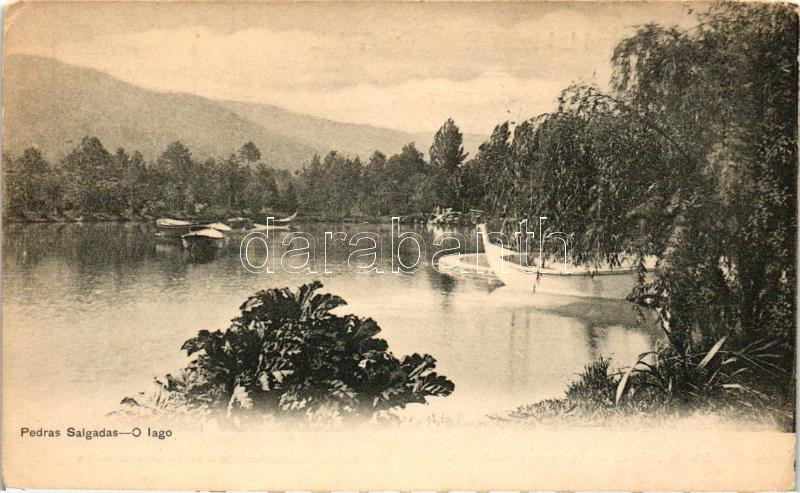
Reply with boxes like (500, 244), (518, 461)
(3, 221), (659, 423)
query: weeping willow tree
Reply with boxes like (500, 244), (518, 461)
(616, 2), (797, 401)
(482, 2), (797, 404)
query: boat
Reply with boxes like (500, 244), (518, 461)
(475, 224), (656, 299)
(248, 223), (289, 232)
(199, 222), (232, 232)
(181, 228), (226, 250)
(274, 211), (298, 223)
(156, 218), (201, 238)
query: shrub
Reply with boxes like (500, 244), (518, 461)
(127, 282), (454, 420)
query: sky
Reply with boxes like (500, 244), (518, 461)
(5, 1), (704, 135)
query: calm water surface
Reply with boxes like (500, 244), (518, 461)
(3, 222), (659, 422)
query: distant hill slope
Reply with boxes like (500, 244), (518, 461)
(3, 55), (322, 169)
(4, 55), (487, 170)
(220, 100), (487, 161)
(219, 100), (417, 160)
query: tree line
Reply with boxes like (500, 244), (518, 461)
(3, 139), (297, 219)
(293, 118), (475, 217)
(5, 117), (482, 219)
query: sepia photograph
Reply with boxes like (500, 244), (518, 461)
(1, 0), (797, 490)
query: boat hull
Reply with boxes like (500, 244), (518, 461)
(273, 211), (297, 223)
(440, 251), (651, 300)
(156, 218), (200, 238)
(485, 250), (646, 299)
(530, 269), (643, 299)
(445, 229), (657, 300)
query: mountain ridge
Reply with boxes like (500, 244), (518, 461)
(3, 54), (487, 170)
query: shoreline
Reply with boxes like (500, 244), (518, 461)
(2, 211), (465, 226)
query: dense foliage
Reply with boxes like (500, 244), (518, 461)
(295, 143), (442, 217)
(129, 282), (453, 420)
(4, 139), (297, 219)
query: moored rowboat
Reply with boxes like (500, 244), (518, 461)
(200, 222), (233, 232)
(181, 228), (226, 250)
(248, 223), (289, 232)
(156, 218), (202, 238)
(465, 224), (657, 299)
(274, 211), (297, 223)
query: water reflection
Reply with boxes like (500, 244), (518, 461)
(3, 221), (660, 421)
(425, 268), (457, 308)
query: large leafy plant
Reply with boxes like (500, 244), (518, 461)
(169, 282), (453, 418)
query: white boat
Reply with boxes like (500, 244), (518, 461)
(249, 223), (290, 232)
(200, 222), (232, 232)
(476, 224), (656, 299)
(274, 211), (298, 223)
(156, 218), (201, 238)
(181, 228), (226, 250)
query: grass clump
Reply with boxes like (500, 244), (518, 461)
(497, 338), (793, 431)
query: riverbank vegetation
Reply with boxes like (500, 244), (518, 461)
(118, 282), (454, 422)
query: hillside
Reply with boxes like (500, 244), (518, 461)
(3, 55), (322, 170)
(3, 55), (486, 170)
(220, 100), (487, 161)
